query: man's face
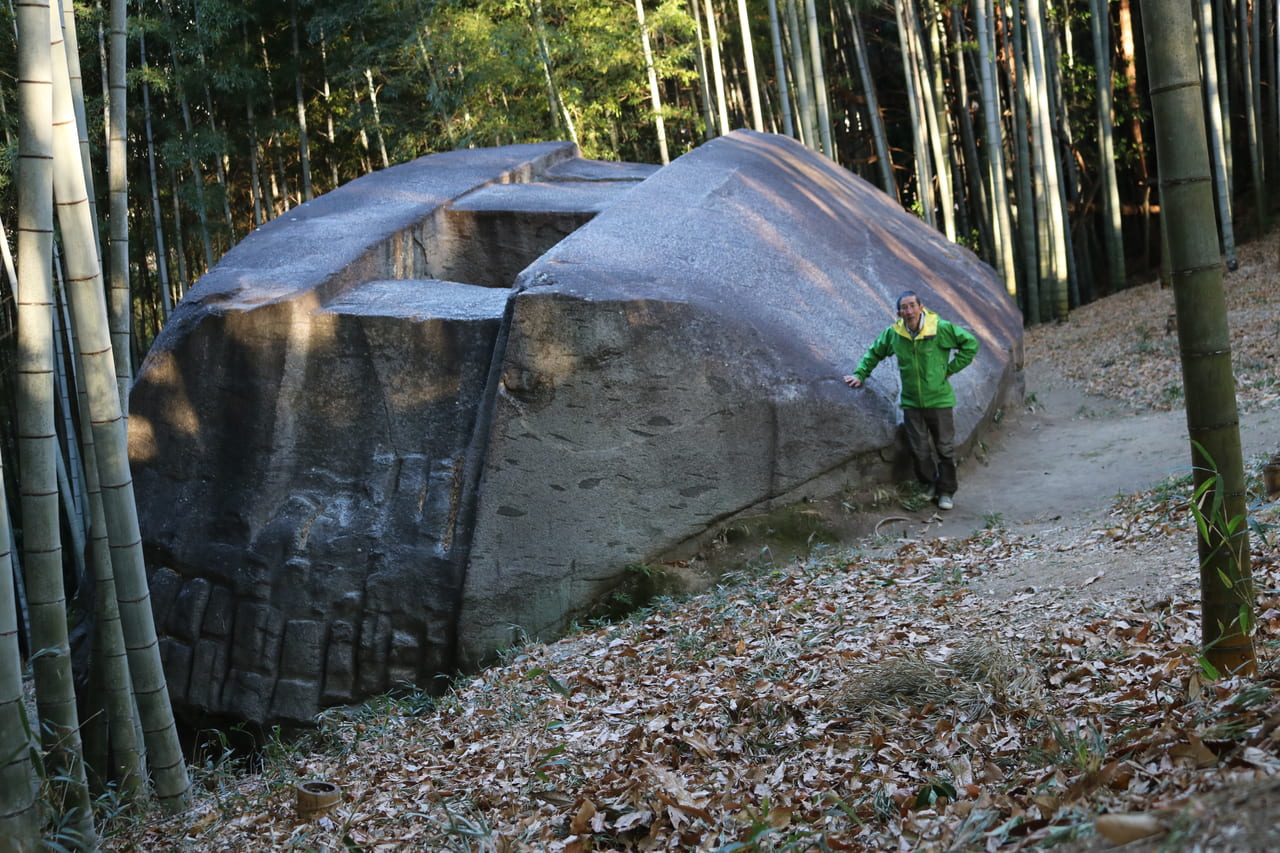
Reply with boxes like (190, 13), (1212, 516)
(898, 296), (923, 328)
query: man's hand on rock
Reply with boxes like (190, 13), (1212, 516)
(843, 375), (862, 389)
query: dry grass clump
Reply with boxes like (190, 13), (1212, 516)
(840, 654), (950, 709)
(837, 637), (1046, 722)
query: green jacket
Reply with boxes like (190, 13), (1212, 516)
(853, 309), (979, 409)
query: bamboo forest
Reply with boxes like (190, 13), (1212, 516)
(0, 0), (1278, 849)
(0, 0), (1275, 352)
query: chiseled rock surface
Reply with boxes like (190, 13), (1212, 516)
(129, 131), (1021, 725)
(457, 131), (1023, 667)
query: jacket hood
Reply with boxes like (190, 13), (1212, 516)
(892, 308), (939, 339)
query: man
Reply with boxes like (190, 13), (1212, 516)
(842, 291), (979, 510)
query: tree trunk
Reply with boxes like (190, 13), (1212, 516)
(1271, 0), (1279, 200)
(1118, 0), (1153, 264)
(21, 3), (97, 842)
(725, 29), (749, 120)
(0, 50), (11, 150)
(1027, 0), (1054, 317)
(290, 0), (313, 201)
(635, 0), (670, 163)
(165, 10), (215, 271)
(1140, 0), (1255, 677)
(235, 23), (267, 224)
(190, 5), (235, 243)
(106, 0), (129, 403)
(169, 169), (190, 296)
(846, 3), (895, 199)
(916, 0), (955, 239)
(735, 0), (764, 131)
(57, 0), (99, 253)
(1026, 0), (1069, 321)
(766, 0), (794, 138)
(0, 444), (37, 853)
(1008, 2), (1039, 320)
(1045, 5), (1080, 308)
(704, 0), (731, 136)
(1237, 0), (1265, 232)
(1210, 0), (1232, 196)
(53, 254), (142, 799)
(528, 0), (577, 145)
(320, 33), (341, 188)
(1091, 0), (1127, 292)
(896, 0), (936, 229)
(976, 0), (1016, 292)
(689, 0), (717, 140)
(246, 99), (267, 227)
(257, 25), (292, 209)
(784, 0), (817, 147)
(1195, 0), (1236, 269)
(364, 68), (392, 167)
(802, 0), (833, 156)
(949, 6), (991, 257)
(51, 279), (88, 589)
(140, 35), (173, 319)
(55, 150), (194, 816)
(72, 336), (143, 801)
(51, 5), (192, 809)
(54, 261), (142, 798)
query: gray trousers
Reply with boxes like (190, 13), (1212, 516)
(903, 407), (957, 495)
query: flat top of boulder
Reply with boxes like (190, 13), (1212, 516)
(323, 279), (510, 321)
(544, 157), (659, 182)
(450, 180), (638, 215)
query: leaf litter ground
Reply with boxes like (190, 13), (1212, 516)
(112, 235), (1280, 852)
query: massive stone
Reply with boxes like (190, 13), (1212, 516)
(129, 130), (1023, 725)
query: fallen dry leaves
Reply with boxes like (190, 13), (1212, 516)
(110, 235), (1280, 852)
(113, 506), (1280, 852)
(1026, 235), (1280, 414)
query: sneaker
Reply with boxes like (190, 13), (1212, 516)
(924, 483), (937, 501)
(937, 495), (954, 511)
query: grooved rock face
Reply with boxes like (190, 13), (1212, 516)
(129, 131), (1022, 725)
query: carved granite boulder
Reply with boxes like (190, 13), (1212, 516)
(128, 130), (1023, 725)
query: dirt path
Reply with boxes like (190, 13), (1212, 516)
(840, 357), (1280, 620)
(935, 360), (1280, 539)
